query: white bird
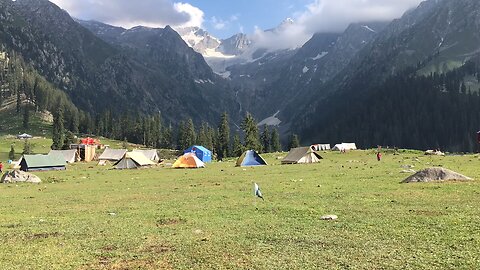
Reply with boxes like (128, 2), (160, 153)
(254, 183), (264, 200)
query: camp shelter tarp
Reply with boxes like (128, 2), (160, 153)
(311, 144), (331, 151)
(184, 145), (212, 163)
(236, 150), (268, 167)
(49, 149), (79, 163)
(17, 133), (33, 139)
(172, 153), (205, 169)
(132, 149), (160, 162)
(282, 147), (323, 164)
(114, 152), (155, 170)
(98, 148), (127, 165)
(332, 143), (357, 151)
(19, 154), (67, 172)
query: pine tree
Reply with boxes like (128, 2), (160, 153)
(232, 134), (244, 157)
(16, 89), (21, 114)
(122, 137), (129, 149)
(270, 128), (282, 152)
(162, 124), (173, 149)
(197, 122), (209, 147)
(177, 119), (196, 150)
(22, 105), (30, 129)
(22, 140), (32, 155)
(63, 131), (76, 150)
(51, 105), (65, 150)
(241, 112), (261, 151)
(260, 125), (271, 153)
(8, 144), (15, 160)
(217, 112), (230, 160)
(289, 134), (300, 149)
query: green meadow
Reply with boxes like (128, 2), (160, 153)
(0, 150), (479, 269)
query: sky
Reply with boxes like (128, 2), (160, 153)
(49, 0), (425, 46)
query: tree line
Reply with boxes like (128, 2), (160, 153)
(299, 60), (480, 152)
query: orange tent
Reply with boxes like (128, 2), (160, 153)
(172, 153), (205, 169)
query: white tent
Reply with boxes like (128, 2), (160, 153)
(17, 133), (33, 139)
(98, 148), (128, 165)
(132, 149), (160, 162)
(49, 149), (79, 163)
(311, 144), (331, 151)
(332, 143), (357, 151)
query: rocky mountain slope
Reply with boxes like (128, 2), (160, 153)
(0, 0), (240, 125)
(291, 0), (480, 151)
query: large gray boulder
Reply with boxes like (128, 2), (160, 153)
(402, 167), (472, 183)
(1, 170), (41, 184)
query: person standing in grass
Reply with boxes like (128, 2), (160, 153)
(0, 161), (3, 174)
(376, 152), (382, 161)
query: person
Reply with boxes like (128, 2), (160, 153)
(0, 161), (3, 173)
(376, 152), (382, 161)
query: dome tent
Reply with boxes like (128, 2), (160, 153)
(236, 150), (267, 167)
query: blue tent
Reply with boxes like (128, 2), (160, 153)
(184, 145), (212, 163)
(236, 150), (268, 167)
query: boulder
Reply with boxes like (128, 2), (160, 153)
(1, 170), (41, 184)
(320, 215), (338, 221)
(402, 167), (472, 183)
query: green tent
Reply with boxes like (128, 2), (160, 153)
(19, 154), (67, 172)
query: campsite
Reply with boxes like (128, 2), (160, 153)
(0, 143), (479, 269)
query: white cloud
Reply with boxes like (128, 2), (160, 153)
(210, 14), (240, 31)
(49, 0), (204, 29)
(249, 0), (424, 52)
(298, 0), (424, 34)
(211, 16), (227, 30)
(173, 2), (204, 28)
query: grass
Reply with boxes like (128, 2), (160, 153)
(0, 150), (479, 269)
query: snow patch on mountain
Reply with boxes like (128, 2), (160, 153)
(361, 25), (376, 33)
(312, 52), (329, 60)
(258, 111), (282, 127)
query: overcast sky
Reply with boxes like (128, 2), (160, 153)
(50, 0), (425, 47)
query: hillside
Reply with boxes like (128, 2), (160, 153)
(287, 0), (480, 152)
(0, 0), (241, 126)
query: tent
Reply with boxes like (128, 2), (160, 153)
(332, 143), (357, 151)
(98, 148), (127, 165)
(132, 149), (160, 162)
(282, 147), (323, 164)
(236, 150), (268, 167)
(17, 133), (33, 139)
(172, 153), (205, 169)
(49, 149), (79, 163)
(311, 144), (331, 151)
(184, 145), (212, 163)
(114, 152), (155, 170)
(19, 154), (67, 172)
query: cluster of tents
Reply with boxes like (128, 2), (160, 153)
(14, 141), (357, 172)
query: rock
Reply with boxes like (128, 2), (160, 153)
(1, 170), (41, 184)
(401, 169), (417, 173)
(320, 215), (338, 221)
(402, 167), (472, 183)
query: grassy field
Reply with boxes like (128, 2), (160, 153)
(0, 150), (479, 269)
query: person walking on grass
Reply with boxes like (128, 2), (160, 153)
(0, 161), (3, 174)
(376, 152), (382, 161)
